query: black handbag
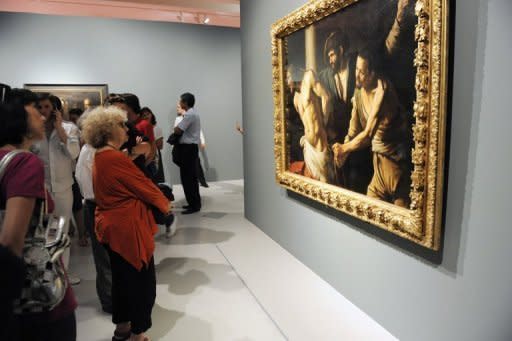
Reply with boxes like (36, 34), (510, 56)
(152, 183), (175, 227)
(166, 133), (180, 146)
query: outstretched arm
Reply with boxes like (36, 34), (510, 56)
(333, 103), (359, 167)
(385, 0), (412, 55)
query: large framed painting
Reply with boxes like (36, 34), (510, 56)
(24, 84), (108, 113)
(271, 0), (450, 250)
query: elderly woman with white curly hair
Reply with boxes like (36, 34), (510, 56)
(81, 105), (172, 341)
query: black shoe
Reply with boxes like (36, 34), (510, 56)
(182, 208), (200, 215)
(200, 183), (209, 188)
(102, 306), (113, 314)
(112, 329), (130, 341)
(182, 205), (191, 209)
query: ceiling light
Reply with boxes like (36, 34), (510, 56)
(203, 17), (210, 24)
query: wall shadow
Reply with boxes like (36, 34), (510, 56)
(206, 167), (218, 182)
(287, 191), (442, 264)
(439, 0), (487, 276)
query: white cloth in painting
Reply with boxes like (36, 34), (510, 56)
(300, 136), (329, 183)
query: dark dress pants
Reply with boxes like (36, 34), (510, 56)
(104, 245), (156, 335)
(84, 200), (112, 312)
(176, 143), (201, 210)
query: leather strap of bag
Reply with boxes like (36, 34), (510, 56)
(0, 149), (26, 182)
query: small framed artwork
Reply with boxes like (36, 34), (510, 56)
(24, 84), (108, 113)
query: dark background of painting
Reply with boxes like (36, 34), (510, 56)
(285, 0), (416, 191)
(51, 91), (102, 111)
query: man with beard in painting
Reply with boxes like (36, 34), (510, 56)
(333, 49), (412, 207)
(320, 0), (415, 192)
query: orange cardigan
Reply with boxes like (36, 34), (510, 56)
(93, 149), (168, 270)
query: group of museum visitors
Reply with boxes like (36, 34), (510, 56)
(0, 84), (204, 341)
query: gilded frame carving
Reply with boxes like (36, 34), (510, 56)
(271, 0), (449, 250)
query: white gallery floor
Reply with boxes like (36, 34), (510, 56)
(71, 180), (396, 341)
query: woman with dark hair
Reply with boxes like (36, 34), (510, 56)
(0, 89), (77, 340)
(122, 94), (156, 173)
(141, 107), (165, 183)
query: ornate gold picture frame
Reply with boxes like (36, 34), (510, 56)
(271, 0), (449, 250)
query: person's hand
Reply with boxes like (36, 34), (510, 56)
(200, 143), (206, 150)
(136, 136), (143, 145)
(235, 121), (244, 134)
(332, 143), (349, 168)
(53, 109), (63, 129)
(167, 201), (173, 215)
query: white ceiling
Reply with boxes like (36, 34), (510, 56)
(0, 0), (240, 27)
(108, 0), (240, 14)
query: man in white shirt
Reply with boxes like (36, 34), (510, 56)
(75, 139), (113, 313)
(173, 92), (202, 214)
(174, 111), (208, 188)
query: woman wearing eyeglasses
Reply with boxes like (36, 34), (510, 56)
(81, 105), (172, 341)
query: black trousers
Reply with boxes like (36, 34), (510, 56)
(154, 149), (166, 184)
(196, 157), (208, 187)
(83, 200), (112, 312)
(4, 312), (76, 341)
(104, 245), (156, 335)
(174, 143), (201, 209)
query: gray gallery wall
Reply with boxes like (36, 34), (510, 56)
(0, 12), (243, 184)
(241, 0), (512, 340)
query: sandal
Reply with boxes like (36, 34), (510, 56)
(112, 330), (131, 341)
(128, 335), (150, 341)
(113, 324), (131, 341)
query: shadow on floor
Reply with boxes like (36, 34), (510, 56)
(155, 227), (234, 245)
(155, 257), (244, 295)
(150, 304), (213, 341)
(215, 182), (244, 195)
(148, 304), (186, 340)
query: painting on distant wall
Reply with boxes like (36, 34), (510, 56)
(271, 0), (450, 250)
(24, 84), (108, 114)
